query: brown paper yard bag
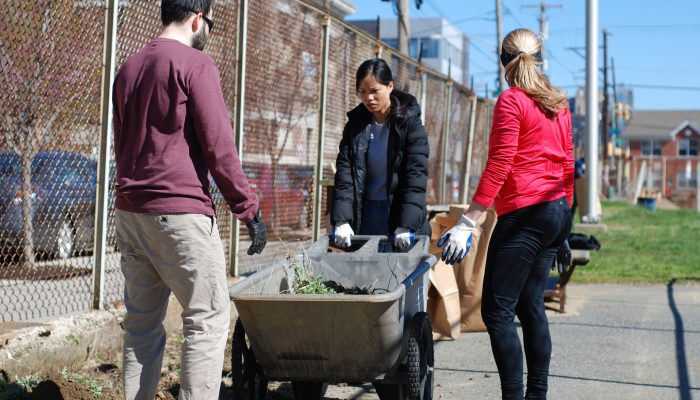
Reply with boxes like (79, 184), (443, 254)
(426, 214), (462, 340)
(431, 205), (498, 332)
(427, 260), (461, 340)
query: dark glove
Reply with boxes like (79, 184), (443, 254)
(245, 209), (266, 255)
(555, 240), (572, 274)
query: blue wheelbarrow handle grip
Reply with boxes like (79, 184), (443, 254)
(402, 255), (437, 289)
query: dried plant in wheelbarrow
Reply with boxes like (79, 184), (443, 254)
(282, 254), (376, 295)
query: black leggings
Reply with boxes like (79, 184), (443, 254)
(481, 197), (572, 400)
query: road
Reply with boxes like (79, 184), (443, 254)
(263, 283), (700, 399)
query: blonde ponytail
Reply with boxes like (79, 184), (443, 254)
(501, 29), (568, 119)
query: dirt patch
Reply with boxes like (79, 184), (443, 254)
(27, 377), (119, 400)
(1, 327), (303, 399)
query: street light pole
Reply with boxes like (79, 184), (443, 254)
(585, 0), (600, 223)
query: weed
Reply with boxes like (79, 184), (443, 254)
(286, 257), (336, 294)
(67, 333), (80, 345)
(14, 374), (40, 392)
(60, 368), (105, 399)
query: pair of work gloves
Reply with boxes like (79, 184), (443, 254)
(245, 209), (267, 255)
(333, 223), (414, 249)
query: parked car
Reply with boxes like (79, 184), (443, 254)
(0, 151), (97, 261)
(210, 163), (313, 229)
(247, 163), (313, 229)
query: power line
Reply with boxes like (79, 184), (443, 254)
(470, 40), (496, 62)
(503, 7), (526, 28)
(410, 13), (495, 36)
(624, 84), (700, 91)
(423, 0), (448, 21)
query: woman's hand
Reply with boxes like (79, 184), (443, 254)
(333, 223), (354, 247)
(393, 227), (414, 248)
(436, 215), (476, 265)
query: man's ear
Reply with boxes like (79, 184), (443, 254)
(189, 13), (201, 33)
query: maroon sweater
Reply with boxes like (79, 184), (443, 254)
(112, 38), (257, 222)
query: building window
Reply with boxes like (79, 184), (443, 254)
(641, 140), (661, 156)
(388, 37), (439, 59)
(408, 38), (419, 59)
(678, 139), (698, 157)
(420, 38), (440, 58)
(677, 172), (697, 188)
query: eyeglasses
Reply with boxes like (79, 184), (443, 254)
(188, 9), (214, 32)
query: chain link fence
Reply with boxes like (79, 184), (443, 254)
(0, 0), (494, 323)
(0, 0), (105, 321)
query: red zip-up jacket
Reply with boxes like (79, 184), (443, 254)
(472, 88), (574, 216)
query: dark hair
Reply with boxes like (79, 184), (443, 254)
(355, 58), (394, 93)
(161, 0), (213, 26)
(355, 58), (411, 122)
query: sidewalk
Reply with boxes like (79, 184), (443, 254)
(314, 283), (700, 399)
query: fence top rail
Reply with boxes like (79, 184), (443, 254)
(294, 0), (478, 98)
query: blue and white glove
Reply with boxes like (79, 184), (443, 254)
(393, 227), (414, 249)
(333, 223), (354, 247)
(436, 215), (476, 265)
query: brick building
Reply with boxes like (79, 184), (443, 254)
(622, 110), (700, 207)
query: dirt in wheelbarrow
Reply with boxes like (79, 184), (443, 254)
(1, 326), (378, 400)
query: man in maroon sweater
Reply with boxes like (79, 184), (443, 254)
(112, 1), (266, 398)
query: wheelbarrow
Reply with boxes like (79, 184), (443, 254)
(229, 235), (437, 400)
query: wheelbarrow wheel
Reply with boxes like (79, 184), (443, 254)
(232, 318), (268, 400)
(407, 312), (434, 400)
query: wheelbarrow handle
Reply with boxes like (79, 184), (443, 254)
(402, 255), (437, 289)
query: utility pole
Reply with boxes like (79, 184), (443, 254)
(585, 0), (600, 223)
(602, 29), (610, 159)
(496, 0), (506, 93)
(397, 0), (410, 57)
(611, 57), (618, 127)
(523, 1), (562, 75)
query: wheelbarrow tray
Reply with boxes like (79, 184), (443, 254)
(229, 235), (435, 383)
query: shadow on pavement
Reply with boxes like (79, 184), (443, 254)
(667, 278), (692, 400)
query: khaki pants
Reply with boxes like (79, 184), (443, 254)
(115, 210), (230, 400)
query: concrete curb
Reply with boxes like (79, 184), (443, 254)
(0, 295), (183, 379)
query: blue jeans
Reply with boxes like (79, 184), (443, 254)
(481, 197), (571, 400)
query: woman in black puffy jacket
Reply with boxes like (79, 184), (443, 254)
(331, 58), (430, 249)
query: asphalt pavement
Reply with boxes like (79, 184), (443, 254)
(282, 282), (700, 400)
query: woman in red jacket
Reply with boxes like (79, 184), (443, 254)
(438, 29), (573, 400)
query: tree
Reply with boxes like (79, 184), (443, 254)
(0, 1), (100, 266)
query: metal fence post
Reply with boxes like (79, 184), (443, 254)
(460, 95), (478, 204)
(419, 70), (427, 115)
(92, 0), (118, 310)
(312, 15), (331, 242)
(439, 81), (453, 204)
(696, 161), (699, 212)
(230, 0), (249, 276)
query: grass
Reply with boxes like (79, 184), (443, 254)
(571, 200), (700, 284)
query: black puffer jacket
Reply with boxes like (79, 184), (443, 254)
(332, 90), (430, 235)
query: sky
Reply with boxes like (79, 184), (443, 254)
(345, 0), (700, 110)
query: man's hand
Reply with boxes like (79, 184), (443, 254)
(245, 209), (266, 255)
(436, 215), (476, 265)
(333, 223), (354, 247)
(393, 227), (414, 249)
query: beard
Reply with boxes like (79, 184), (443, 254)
(192, 29), (208, 51)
